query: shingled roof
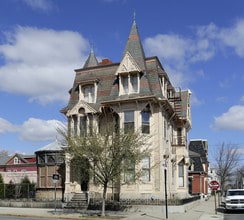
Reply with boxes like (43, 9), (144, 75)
(189, 140), (208, 172)
(123, 19), (146, 71)
(61, 18), (189, 124)
(83, 48), (98, 68)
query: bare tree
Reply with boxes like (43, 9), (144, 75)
(59, 122), (151, 216)
(0, 150), (9, 164)
(234, 166), (244, 189)
(214, 143), (240, 193)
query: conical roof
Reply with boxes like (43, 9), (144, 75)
(83, 48), (98, 68)
(36, 140), (65, 152)
(123, 18), (146, 71)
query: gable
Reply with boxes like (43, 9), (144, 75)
(66, 100), (98, 116)
(115, 51), (141, 75)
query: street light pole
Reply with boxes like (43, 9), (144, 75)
(163, 160), (168, 219)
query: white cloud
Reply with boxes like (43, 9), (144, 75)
(144, 34), (188, 62)
(0, 118), (18, 134)
(219, 19), (244, 57)
(0, 26), (89, 104)
(144, 30), (215, 89)
(0, 117), (64, 142)
(212, 105), (244, 131)
(143, 19), (244, 100)
(19, 118), (62, 141)
(23, 0), (54, 12)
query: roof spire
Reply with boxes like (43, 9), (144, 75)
(122, 14), (146, 71)
(83, 41), (98, 68)
(133, 9), (136, 22)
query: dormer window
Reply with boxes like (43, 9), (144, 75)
(159, 76), (167, 97)
(116, 52), (141, 96)
(121, 75), (128, 94)
(120, 73), (139, 95)
(131, 74), (138, 92)
(83, 85), (95, 103)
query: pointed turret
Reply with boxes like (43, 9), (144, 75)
(123, 17), (146, 71)
(83, 47), (98, 68)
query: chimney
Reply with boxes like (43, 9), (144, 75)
(99, 58), (112, 65)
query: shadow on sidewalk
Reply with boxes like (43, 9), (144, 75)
(141, 213), (164, 219)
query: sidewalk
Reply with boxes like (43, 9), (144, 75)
(124, 196), (224, 220)
(0, 196), (224, 220)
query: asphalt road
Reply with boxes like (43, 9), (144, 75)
(224, 210), (244, 220)
(0, 217), (64, 220)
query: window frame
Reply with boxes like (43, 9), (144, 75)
(178, 162), (184, 187)
(83, 85), (95, 103)
(124, 160), (135, 183)
(120, 72), (139, 95)
(141, 156), (151, 182)
(124, 110), (134, 132)
(141, 107), (150, 134)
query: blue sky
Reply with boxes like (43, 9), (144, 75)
(0, 0), (244, 164)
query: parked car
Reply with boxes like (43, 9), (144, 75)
(225, 189), (244, 211)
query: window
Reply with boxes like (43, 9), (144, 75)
(122, 76), (129, 94)
(14, 157), (19, 164)
(88, 114), (93, 134)
(141, 156), (150, 182)
(124, 111), (134, 132)
(47, 154), (55, 164)
(73, 115), (78, 135)
(141, 106), (150, 134)
(172, 165), (175, 185)
(120, 73), (139, 95)
(177, 128), (182, 145)
(178, 162), (184, 187)
(80, 116), (87, 137)
(131, 74), (138, 92)
(124, 160), (135, 183)
(163, 115), (167, 139)
(83, 85), (95, 103)
(38, 155), (45, 164)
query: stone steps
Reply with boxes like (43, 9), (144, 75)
(65, 192), (88, 210)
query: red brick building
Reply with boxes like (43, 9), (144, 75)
(188, 140), (209, 195)
(0, 153), (37, 184)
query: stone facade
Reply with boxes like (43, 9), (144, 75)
(61, 19), (192, 201)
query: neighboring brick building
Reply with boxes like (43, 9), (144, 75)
(188, 139), (209, 195)
(61, 18), (192, 201)
(0, 153), (37, 184)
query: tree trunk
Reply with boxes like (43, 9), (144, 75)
(101, 182), (107, 217)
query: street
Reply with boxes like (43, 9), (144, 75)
(0, 217), (59, 220)
(224, 210), (244, 220)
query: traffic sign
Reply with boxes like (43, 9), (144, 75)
(52, 174), (59, 184)
(209, 180), (220, 190)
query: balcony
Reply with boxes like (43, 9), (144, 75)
(172, 136), (187, 155)
(172, 136), (186, 146)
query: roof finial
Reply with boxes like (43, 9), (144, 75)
(90, 40), (94, 53)
(133, 9), (136, 22)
